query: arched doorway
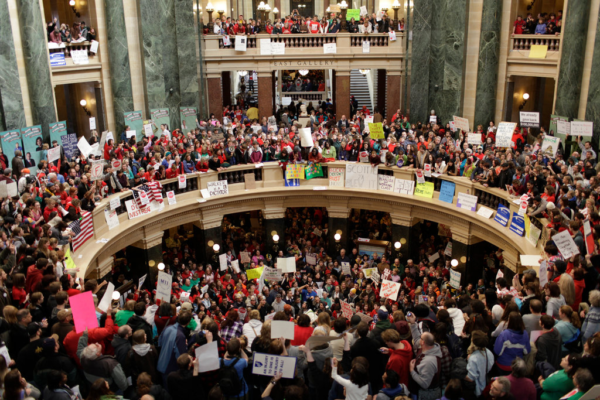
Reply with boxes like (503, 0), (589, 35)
(290, 0), (314, 18)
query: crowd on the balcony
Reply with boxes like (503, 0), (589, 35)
(46, 18), (97, 45)
(513, 11), (562, 35)
(209, 9), (403, 35)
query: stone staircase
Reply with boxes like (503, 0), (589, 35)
(350, 69), (377, 113)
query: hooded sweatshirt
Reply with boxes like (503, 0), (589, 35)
(387, 341), (413, 386)
(493, 329), (530, 368)
(377, 384), (410, 400)
(410, 343), (443, 390)
(242, 319), (263, 349)
(446, 307), (466, 335)
(554, 320), (578, 351)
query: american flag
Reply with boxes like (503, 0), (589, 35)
(133, 182), (164, 209)
(69, 211), (94, 253)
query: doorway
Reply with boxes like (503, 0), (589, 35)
(290, 0), (314, 18)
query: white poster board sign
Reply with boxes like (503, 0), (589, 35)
(207, 180), (229, 197)
(380, 280), (401, 301)
(571, 121), (593, 137)
(346, 164), (378, 189)
(323, 43), (337, 54)
(252, 353), (297, 379)
(235, 35), (247, 51)
(450, 270), (461, 289)
(156, 271), (173, 302)
(520, 111), (540, 128)
(277, 257), (296, 273)
(300, 128), (313, 147)
(496, 122), (517, 147)
(377, 175), (395, 192)
(453, 116), (470, 132)
(552, 230), (580, 259)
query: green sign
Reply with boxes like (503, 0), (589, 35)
(124, 111), (144, 142)
(21, 125), (43, 174)
(305, 163), (324, 180)
(346, 9), (360, 21)
(0, 129), (22, 168)
(179, 107), (197, 135)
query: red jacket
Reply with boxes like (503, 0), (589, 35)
(386, 342), (413, 387)
(26, 265), (44, 293)
(63, 315), (115, 366)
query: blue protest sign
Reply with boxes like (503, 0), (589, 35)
(494, 204), (510, 227)
(509, 212), (525, 236)
(439, 180), (455, 204)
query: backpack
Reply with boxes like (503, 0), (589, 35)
(218, 358), (243, 397)
(447, 331), (464, 359)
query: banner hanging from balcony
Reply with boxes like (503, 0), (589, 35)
(305, 163), (324, 180)
(0, 129), (22, 167)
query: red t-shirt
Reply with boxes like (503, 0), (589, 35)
(309, 21), (320, 33)
(514, 20), (525, 34)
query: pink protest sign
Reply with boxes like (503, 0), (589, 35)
(70, 291), (99, 333)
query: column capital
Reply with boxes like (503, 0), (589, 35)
(335, 70), (352, 77)
(85, 256), (114, 279)
(326, 197), (351, 219)
(390, 210), (418, 227)
(263, 207), (286, 219)
(132, 230), (164, 249)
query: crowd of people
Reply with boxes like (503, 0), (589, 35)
(513, 11), (562, 35)
(1, 77), (600, 400)
(210, 10), (404, 35)
(46, 18), (97, 45)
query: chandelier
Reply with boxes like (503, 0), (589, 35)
(298, 70), (309, 76)
(359, 69), (370, 75)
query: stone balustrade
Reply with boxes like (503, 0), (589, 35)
(81, 162), (544, 279)
(510, 34), (561, 52)
(282, 92), (327, 102)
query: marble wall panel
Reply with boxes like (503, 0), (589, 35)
(0, 0), (25, 131)
(409, 0), (432, 123)
(175, 0), (200, 114)
(585, 7), (600, 147)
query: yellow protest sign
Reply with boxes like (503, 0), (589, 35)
(524, 215), (531, 237)
(415, 182), (434, 198)
(246, 266), (264, 280)
(65, 247), (77, 270)
(529, 45), (547, 59)
(286, 164), (304, 179)
(368, 123), (385, 139)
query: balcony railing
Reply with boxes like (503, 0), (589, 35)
(204, 32), (405, 60)
(48, 41), (98, 68)
(282, 91), (327, 102)
(510, 34), (561, 52)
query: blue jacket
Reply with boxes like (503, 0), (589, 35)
(157, 324), (187, 375)
(493, 329), (530, 367)
(582, 306), (600, 342)
(183, 159), (195, 173)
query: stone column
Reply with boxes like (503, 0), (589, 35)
(585, 7), (600, 147)
(474, 0), (503, 128)
(94, 83), (106, 133)
(140, 0), (182, 129)
(16, 0), (56, 140)
(376, 69), (386, 117)
(193, 223), (223, 266)
(387, 71), (401, 119)
(128, 231), (164, 289)
(0, 0), (25, 131)
(222, 71), (231, 107)
(104, 0), (134, 135)
(263, 207), (286, 258)
(207, 74), (223, 119)
(409, 0), (432, 122)
(503, 78), (514, 122)
(450, 239), (488, 287)
(175, 0), (200, 112)
(555, 0), (591, 119)
(85, 257), (115, 280)
(390, 211), (420, 262)
(258, 72), (273, 119)
(335, 70), (351, 120)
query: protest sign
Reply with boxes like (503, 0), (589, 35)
(477, 206), (494, 219)
(195, 341), (220, 372)
(98, 282), (115, 312)
(362, 41), (370, 53)
(450, 270), (461, 289)
(571, 121), (593, 137)
(124, 111), (144, 141)
(380, 280), (401, 301)
(520, 255), (541, 267)
(541, 136), (560, 158)
(246, 266), (264, 280)
(241, 252), (251, 263)
(90, 161), (104, 181)
(306, 254), (317, 265)
(166, 191), (176, 205)
(179, 107), (197, 134)
(341, 301), (353, 319)
(439, 181), (455, 204)
(264, 266), (282, 281)
(368, 123), (384, 139)
(346, 9), (360, 20)
(457, 193), (478, 211)
(77, 136), (93, 158)
(452, 116), (470, 132)
(178, 174), (186, 189)
(245, 173), (256, 190)
(539, 261), (548, 288)
(557, 119), (571, 135)
(219, 254), (228, 271)
(467, 133), (482, 145)
(104, 209), (119, 230)
(70, 292), (99, 333)
(424, 164), (432, 177)
(496, 122), (517, 147)
(552, 229), (580, 259)
(394, 179), (415, 195)
(299, 128), (313, 147)
(252, 353), (297, 379)
(21, 125), (43, 175)
(428, 252), (440, 264)
(282, 97), (292, 106)
(125, 199), (152, 219)
(138, 274), (147, 289)
(584, 220), (596, 255)
(346, 164), (378, 189)
(378, 175), (395, 192)
(235, 35), (247, 51)
(328, 167), (344, 187)
(495, 204), (510, 226)
(415, 182), (434, 198)
(445, 242), (452, 257)
(509, 212), (525, 236)
(277, 257), (296, 273)
(271, 321), (295, 339)
(207, 180), (228, 197)
(529, 44), (548, 58)
(520, 111), (540, 128)
(156, 271), (173, 302)
(231, 260), (240, 273)
(47, 146), (60, 163)
(324, 43), (337, 54)
(342, 262), (351, 275)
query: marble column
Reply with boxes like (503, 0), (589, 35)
(474, 0), (503, 127)
(105, 0), (134, 135)
(140, 0), (182, 130)
(175, 0), (200, 112)
(428, 0), (468, 125)
(94, 84), (106, 133)
(0, 0), (25, 131)
(207, 75), (223, 119)
(387, 72), (401, 119)
(503, 79), (514, 122)
(17, 0), (56, 140)
(335, 70), (351, 120)
(129, 232), (164, 289)
(585, 7), (600, 147)
(258, 72), (273, 119)
(409, 0), (432, 122)
(555, 0), (591, 119)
